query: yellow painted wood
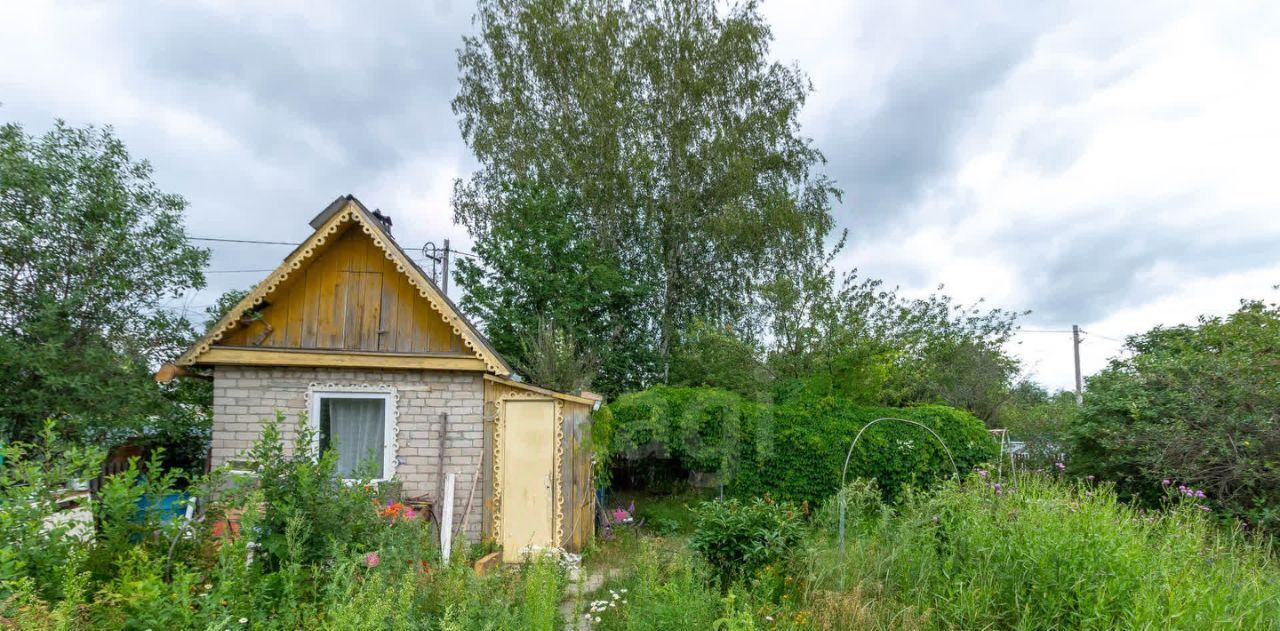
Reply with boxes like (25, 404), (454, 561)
(210, 224), (469, 355)
(198, 347), (490, 371)
(482, 374), (598, 405)
(377, 250), (399, 352)
(501, 399), (557, 563)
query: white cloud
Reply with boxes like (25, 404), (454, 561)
(763, 1), (1280, 391)
(2, 0), (1277, 389)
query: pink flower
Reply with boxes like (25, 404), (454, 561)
(612, 509), (631, 522)
(1055, 462), (1066, 471)
(1162, 479), (1171, 486)
(364, 551), (380, 568)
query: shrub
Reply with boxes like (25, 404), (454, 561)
(605, 386), (769, 481)
(0, 422), (104, 599)
(688, 497), (805, 582)
(602, 386), (997, 504)
(238, 412), (390, 570)
(1068, 299), (1280, 529)
(733, 399), (997, 503)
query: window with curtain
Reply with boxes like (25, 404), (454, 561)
(317, 395), (389, 479)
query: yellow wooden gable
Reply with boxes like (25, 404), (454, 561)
(176, 196), (511, 375)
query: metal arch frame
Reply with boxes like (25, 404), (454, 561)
(837, 417), (960, 587)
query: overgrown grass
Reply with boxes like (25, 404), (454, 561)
(821, 475), (1280, 629)
(580, 474), (1280, 630)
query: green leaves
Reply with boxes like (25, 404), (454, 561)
(688, 496), (805, 583)
(0, 120), (210, 445)
(600, 385), (998, 504)
(1069, 298), (1280, 528)
(454, 0), (839, 372)
(455, 183), (657, 395)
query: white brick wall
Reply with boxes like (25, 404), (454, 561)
(211, 366), (488, 539)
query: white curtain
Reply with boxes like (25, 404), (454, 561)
(326, 398), (385, 478)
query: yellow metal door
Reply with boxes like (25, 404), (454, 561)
(501, 399), (556, 562)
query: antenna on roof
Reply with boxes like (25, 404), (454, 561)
(420, 239), (451, 295)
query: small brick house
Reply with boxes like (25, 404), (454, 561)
(161, 195), (597, 558)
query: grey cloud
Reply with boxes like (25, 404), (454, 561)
(117, 2), (471, 174)
(819, 6), (1054, 236)
(60, 2), (485, 315)
(1008, 208), (1278, 324)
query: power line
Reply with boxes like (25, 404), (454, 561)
(1081, 329), (1125, 342)
(188, 235), (480, 262)
(189, 236), (300, 246)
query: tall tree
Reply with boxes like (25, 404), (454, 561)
(455, 183), (654, 396)
(453, 0), (839, 372)
(0, 120), (209, 443)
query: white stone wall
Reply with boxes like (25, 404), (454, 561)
(211, 365), (487, 539)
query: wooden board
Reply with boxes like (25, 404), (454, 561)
(218, 223), (466, 354)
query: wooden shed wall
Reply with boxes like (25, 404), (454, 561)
(561, 400), (596, 551)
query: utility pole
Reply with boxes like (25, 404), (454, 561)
(441, 238), (450, 297)
(1072, 324), (1083, 405)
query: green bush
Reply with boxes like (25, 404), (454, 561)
(1069, 299), (1280, 529)
(688, 497), (805, 582)
(602, 386), (997, 504)
(605, 386), (770, 480)
(238, 412), (390, 570)
(735, 400), (997, 503)
(0, 422), (103, 601)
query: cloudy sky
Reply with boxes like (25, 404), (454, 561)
(2, 1), (1277, 391)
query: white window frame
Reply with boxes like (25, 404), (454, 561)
(306, 383), (399, 482)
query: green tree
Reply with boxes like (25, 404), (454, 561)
(766, 268), (1024, 420)
(668, 321), (769, 398)
(1069, 298), (1280, 528)
(998, 381), (1075, 466)
(0, 120), (209, 443)
(453, 0), (839, 372)
(454, 183), (654, 396)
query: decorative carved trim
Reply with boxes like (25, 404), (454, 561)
(552, 399), (565, 548)
(176, 200), (508, 374)
(304, 382), (400, 481)
(491, 391), (565, 547)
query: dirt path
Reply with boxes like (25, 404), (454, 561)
(561, 564), (607, 630)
